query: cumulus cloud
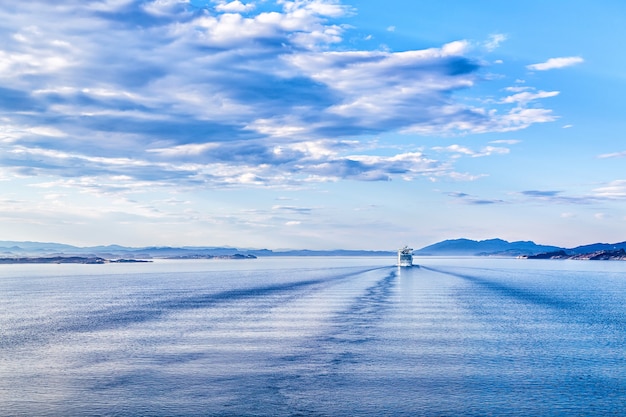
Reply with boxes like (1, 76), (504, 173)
(214, 1), (255, 13)
(0, 0), (564, 192)
(527, 56), (584, 71)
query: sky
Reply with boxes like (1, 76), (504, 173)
(1, 0), (625, 250)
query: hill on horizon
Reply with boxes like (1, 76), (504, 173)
(415, 238), (563, 257)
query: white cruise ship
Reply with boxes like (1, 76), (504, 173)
(397, 246), (413, 267)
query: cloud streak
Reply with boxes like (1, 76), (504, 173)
(432, 144), (511, 158)
(446, 191), (506, 205)
(597, 151), (626, 159)
(519, 185), (626, 204)
(527, 56), (584, 71)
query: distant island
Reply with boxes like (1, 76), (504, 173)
(0, 254), (258, 264)
(0, 256), (152, 264)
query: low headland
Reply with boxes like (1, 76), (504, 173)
(0, 256), (152, 264)
(519, 249), (626, 260)
(0, 254), (257, 264)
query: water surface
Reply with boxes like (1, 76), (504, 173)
(1, 257), (626, 415)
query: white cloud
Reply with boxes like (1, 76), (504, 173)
(27, 127), (67, 137)
(484, 33), (506, 51)
(504, 86), (531, 92)
(282, 0), (351, 18)
(432, 144), (474, 156)
(444, 172), (487, 182)
(408, 105), (557, 135)
(142, 0), (187, 15)
(148, 143), (220, 157)
(432, 144), (510, 158)
(474, 146), (510, 157)
(501, 90), (559, 105)
(489, 139), (520, 145)
(496, 108), (557, 130)
(86, 0), (136, 12)
(593, 180), (626, 199)
(215, 1), (255, 13)
(597, 151), (626, 159)
(283, 40), (475, 130)
(527, 56), (584, 71)
(442, 40), (470, 55)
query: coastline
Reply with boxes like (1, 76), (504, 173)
(0, 256), (152, 264)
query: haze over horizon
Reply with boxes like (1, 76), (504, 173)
(1, 0), (625, 250)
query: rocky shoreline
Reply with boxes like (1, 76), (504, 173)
(521, 249), (626, 260)
(165, 254), (257, 260)
(0, 256), (152, 264)
(0, 254), (257, 264)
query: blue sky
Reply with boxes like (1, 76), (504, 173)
(1, 0), (625, 250)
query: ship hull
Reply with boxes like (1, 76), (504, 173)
(397, 253), (413, 267)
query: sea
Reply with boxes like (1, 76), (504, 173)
(1, 256), (626, 416)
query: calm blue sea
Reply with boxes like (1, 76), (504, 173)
(1, 256), (626, 416)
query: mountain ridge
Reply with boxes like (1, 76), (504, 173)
(1, 238), (626, 258)
(413, 238), (564, 257)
